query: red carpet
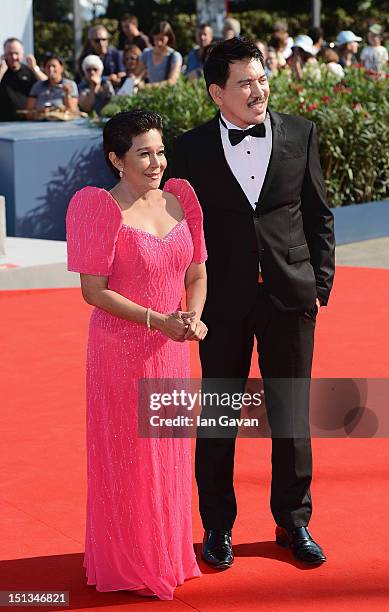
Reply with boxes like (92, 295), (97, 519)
(1, 266), (389, 611)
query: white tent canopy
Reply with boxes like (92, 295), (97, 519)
(1, 0), (34, 55)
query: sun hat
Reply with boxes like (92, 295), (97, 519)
(368, 24), (383, 36)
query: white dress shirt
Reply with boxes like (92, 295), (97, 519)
(220, 112), (272, 209)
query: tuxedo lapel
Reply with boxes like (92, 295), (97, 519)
(255, 110), (286, 210)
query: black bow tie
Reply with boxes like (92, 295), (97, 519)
(220, 116), (266, 146)
(228, 123), (266, 146)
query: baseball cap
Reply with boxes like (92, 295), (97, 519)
(335, 31), (362, 46)
(292, 35), (315, 55)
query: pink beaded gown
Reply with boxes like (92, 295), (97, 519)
(66, 178), (206, 600)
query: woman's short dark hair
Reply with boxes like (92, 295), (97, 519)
(149, 21), (176, 48)
(203, 37), (264, 95)
(103, 110), (163, 179)
(308, 26), (324, 44)
(43, 52), (64, 67)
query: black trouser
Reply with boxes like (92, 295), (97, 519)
(196, 284), (316, 532)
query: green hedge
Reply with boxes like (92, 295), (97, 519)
(269, 66), (389, 206)
(100, 79), (214, 157)
(101, 78), (215, 163)
(100, 65), (389, 207)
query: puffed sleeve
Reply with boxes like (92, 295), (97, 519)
(66, 186), (122, 275)
(164, 178), (207, 264)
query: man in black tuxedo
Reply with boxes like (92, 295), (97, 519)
(170, 38), (335, 568)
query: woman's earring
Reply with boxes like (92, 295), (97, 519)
(119, 169), (123, 178)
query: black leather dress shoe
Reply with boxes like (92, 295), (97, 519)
(202, 529), (234, 569)
(276, 526), (327, 565)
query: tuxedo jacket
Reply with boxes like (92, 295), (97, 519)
(169, 110), (335, 318)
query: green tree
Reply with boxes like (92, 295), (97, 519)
(33, 0), (72, 22)
(105, 0), (195, 33)
(229, 0), (389, 11)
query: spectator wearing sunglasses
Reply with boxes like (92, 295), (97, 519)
(78, 55), (114, 114)
(78, 25), (125, 89)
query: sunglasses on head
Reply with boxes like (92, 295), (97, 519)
(126, 55), (139, 60)
(93, 37), (108, 43)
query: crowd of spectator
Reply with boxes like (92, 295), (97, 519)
(0, 14), (388, 122)
(255, 21), (388, 81)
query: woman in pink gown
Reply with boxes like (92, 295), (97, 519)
(66, 110), (207, 600)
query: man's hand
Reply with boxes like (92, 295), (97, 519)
(316, 298), (321, 310)
(26, 54), (37, 71)
(0, 56), (7, 79)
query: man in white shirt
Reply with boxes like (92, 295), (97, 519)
(219, 112), (272, 208)
(171, 37), (335, 571)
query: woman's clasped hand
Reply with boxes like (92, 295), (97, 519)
(153, 309), (208, 342)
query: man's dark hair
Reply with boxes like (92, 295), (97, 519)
(103, 110), (163, 179)
(3, 37), (23, 50)
(308, 27), (324, 44)
(197, 23), (212, 30)
(121, 13), (138, 26)
(203, 37), (264, 95)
